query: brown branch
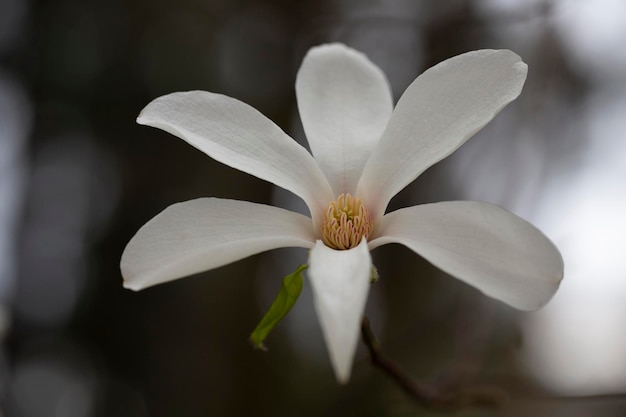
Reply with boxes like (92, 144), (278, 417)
(361, 316), (626, 410)
(360, 316), (509, 412)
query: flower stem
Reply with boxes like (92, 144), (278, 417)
(360, 316), (509, 411)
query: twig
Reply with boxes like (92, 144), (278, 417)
(360, 316), (509, 411)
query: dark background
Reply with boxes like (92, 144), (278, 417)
(1, 0), (626, 416)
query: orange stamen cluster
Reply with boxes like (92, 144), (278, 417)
(321, 193), (373, 250)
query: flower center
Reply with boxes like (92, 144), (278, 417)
(321, 193), (373, 250)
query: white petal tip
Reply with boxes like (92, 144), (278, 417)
(307, 42), (349, 53)
(516, 269), (564, 311)
(336, 370), (351, 385)
(122, 279), (142, 292)
(304, 43), (372, 64)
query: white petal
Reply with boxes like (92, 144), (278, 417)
(296, 43), (393, 195)
(357, 50), (528, 220)
(308, 238), (372, 383)
(369, 202), (563, 310)
(121, 198), (315, 291)
(137, 91), (334, 228)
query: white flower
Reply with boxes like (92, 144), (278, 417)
(121, 44), (563, 383)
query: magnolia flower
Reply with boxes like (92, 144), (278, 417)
(121, 44), (563, 383)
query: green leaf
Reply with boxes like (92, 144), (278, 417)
(249, 264), (307, 350)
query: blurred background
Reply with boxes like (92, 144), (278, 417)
(1, 0), (626, 415)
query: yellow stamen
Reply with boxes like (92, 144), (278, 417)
(321, 193), (373, 250)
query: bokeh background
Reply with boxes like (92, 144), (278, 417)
(1, 0), (626, 416)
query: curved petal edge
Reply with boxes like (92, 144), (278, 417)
(296, 43), (393, 195)
(137, 91), (334, 228)
(358, 50), (528, 221)
(369, 201), (563, 310)
(121, 198), (316, 291)
(308, 238), (372, 383)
